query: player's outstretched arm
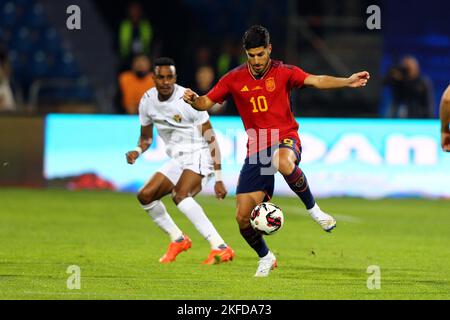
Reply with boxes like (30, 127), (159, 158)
(183, 89), (216, 111)
(201, 120), (227, 199)
(126, 124), (153, 164)
(304, 71), (370, 89)
(440, 85), (450, 152)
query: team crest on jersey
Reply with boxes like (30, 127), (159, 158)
(173, 114), (182, 123)
(265, 77), (276, 92)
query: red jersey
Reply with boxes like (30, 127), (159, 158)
(207, 60), (309, 154)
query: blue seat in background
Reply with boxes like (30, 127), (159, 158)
(8, 49), (26, 79)
(30, 50), (49, 78)
(0, 27), (13, 46)
(10, 27), (33, 53)
(10, 51), (32, 89)
(70, 85), (94, 102)
(59, 52), (80, 78)
(1, 2), (18, 27)
(25, 3), (46, 28)
(4, 0), (34, 7)
(42, 28), (62, 54)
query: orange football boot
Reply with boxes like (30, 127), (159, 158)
(159, 235), (192, 263)
(202, 246), (235, 265)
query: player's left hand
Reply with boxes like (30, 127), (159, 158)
(348, 71), (370, 88)
(214, 181), (227, 200)
(442, 132), (450, 152)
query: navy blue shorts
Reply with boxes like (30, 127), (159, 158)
(236, 138), (302, 201)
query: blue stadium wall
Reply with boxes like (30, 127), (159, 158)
(44, 114), (450, 199)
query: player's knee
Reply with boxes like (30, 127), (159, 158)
(172, 188), (190, 205)
(137, 188), (157, 205)
(235, 211), (251, 228)
(272, 150), (295, 175)
(278, 156), (294, 175)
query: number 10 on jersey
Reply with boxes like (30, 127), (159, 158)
(250, 96), (269, 113)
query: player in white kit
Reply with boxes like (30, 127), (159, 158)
(126, 57), (234, 264)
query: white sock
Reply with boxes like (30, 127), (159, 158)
(261, 251), (271, 260)
(142, 200), (183, 242)
(177, 197), (225, 249)
(307, 203), (321, 215)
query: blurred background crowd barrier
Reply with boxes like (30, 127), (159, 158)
(2, 114), (449, 199)
(43, 115), (450, 198)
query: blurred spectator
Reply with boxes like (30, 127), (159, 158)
(0, 44), (16, 112)
(183, 46), (213, 91)
(193, 65), (223, 114)
(384, 55), (434, 118)
(195, 46), (213, 67)
(194, 65), (215, 95)
(119, 1), (153, 69)
(117, 54), (154, 114)
(216, 37), (246, 78)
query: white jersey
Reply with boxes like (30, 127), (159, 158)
(139, 84), (210, 159)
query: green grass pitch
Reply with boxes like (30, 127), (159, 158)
(1, 188), (449, 300)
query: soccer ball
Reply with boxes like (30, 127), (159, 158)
(250, 202), (284, 235)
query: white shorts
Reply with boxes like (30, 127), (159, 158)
(157, 149), (214, 187)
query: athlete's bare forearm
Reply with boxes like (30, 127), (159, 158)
(210, 140), (222, 171)
(126, 125), (153, 164)
(305, 71), (370, 89)
(201, 121), (221, 170)
(138, 125), (153, 152)
(312, 75), (351, 89)
(138, 136), (152, 152)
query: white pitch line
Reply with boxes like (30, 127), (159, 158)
(330, 214), (363, 224)
(281, 204), (363, 224)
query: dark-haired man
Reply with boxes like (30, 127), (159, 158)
(126, 57), (234, 265)
(183, 25), (370, 277)
(440, 85), (450, 152)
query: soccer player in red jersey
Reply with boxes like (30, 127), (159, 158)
(183, 25), (370, 277)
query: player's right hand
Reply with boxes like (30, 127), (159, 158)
(442, 132), (450, 152)
(182, 89), (197, 105)
(126, 151), (140, 164)
(214, 181), (227, 200)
